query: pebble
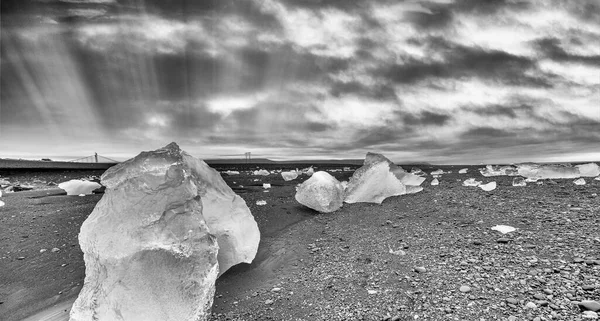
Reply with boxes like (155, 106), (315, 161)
(497, 238), (510, 244)
(506, 298), (518, 305)
(414, 267), (427, 273)
(271, 287), (281, 293)
(525, 302), (537, 309)
(582, 311), (598, 319)
(16, 257), (25, 260)
(40, 249), (47, 253)
(265, 299), (274, 305)
(582, 285), (597, 291)
(533, 294), (546, 300)
(579, 300), (600, 312)
(459, 286), (471, 293)
(51, 248), (60, 253)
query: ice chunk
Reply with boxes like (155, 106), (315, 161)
(430, 169), (444, 175)
(517, 163), (580, 179)
(431, 178), (439, 186)
(410, 167), (426, 176)
(391, 168), (426, 186)
(340, 181), (348, 190)
(58, 180), (101, 196)
(462, 178), (482, 187)
(458, 168), (468, 174)
(405, 186), (423, 194)
(596, 176), (600, 181)
(281, 171), (299, 181)
(70, 143), (260, 321)
(256, 200), (267, 206)
(295, 171), (344, 213)
(343, 167), (352, 172)
(223, 170), (239, 175)
(0, 200), (4, 207)
(576, 163), (600, 177)
(0, 190), (2, 197)
(479, 181), (496, 191)
(512, 177), (526, 186)
(573, 178), (586, 185)
(344, 153), (407, 204)
(262, 183), (271, 189)
(491, 225), (516, 234)
(253, 169), (270, 176)
(525, 177), (539, 182)
(480, 165), (518, 177)
(302, 166), (315, 176)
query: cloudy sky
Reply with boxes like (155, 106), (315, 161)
(1, 0), (599, 164)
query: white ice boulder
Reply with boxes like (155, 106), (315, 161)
(517, 163), (580, 179)
(262, 183), (271, 189)
(69, 143), (260, 321)
(58, 180), (101, 196)
(491, 225), (516, 234)
(431, 178), (439, 186)
(295, 171), (344, 213)
(281, 171), (299, 181)
(344, 153), (407, 204)
(479, 181), (496, 191)
(458, 168), (468, 174)
(430, 169), (444, 175)
(573, 178), (586, 185)
(223, 170), (239, 175)
(576, 163), (600, 177)
(462, 178), (482, 187)
(253, 169), (270, 176)
(512, 177), (526, 186)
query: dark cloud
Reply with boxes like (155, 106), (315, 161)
(280, 0), (366, 11)
(461, 127), (517, 138)
(403, 6), (453, 29)
(329, 81), (396, 100)
(403, 111), (451, 126)
(533, 37), (600, 65)
(453, 0), (531, 14)
(467, 103), (534, 119)
(381, 38), (552, 87)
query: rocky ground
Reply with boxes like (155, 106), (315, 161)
(1, 166), (599, 321)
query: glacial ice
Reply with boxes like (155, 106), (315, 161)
(516, 163), (580, 179)
(391, 168), (426, 186)
(295, 171), (344, 213)
(573, 178), (586, 185)
(491, 225), (516, 234)
(281, 171), (299, 181)
(410, 167), (426, 176)
(58, 179), (101, 196)
(406, 186), (423, 194)
(479, 181), (497, 191)
(462, 178), (482, 187)
(512, 177), (526, 186)
(480, 165), (518, 177)
(458, 168), (468, 174)
(223, 170), (239, 175)
(263, 183), (271, 189)
(344, 153), (408, 204)
(302, 166), (315, 176)
(576, 163), (600, 177)
(253, 169), (270, 176)
(431, 178), (439, 186)
(69, 143), (259, 321)
(430, 169), (444, 175)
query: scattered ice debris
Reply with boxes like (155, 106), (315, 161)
(344, 153), (407, 204)
(480, 165), (518, 177)
(388, 245), (406, 256)
(256, 200), (267, 206)
(574, 178), (586, 185)
(462, 178), (482, 187)
(253, 169), (270, 176)
(458, 168), (468, 174)
(525, 177), (539, 183)
(491, 225), (516, 234)
(576, 163), (600, 177)
(410, 167), (426, 176)
(70, 143), (260, 321)
(479, 181), (497, 191)
(431, 178), (439, 186)
(262, 183), (271, 189)
(0, 200), (4, 207)
(343, 167), (352, 172)
(430, 169), (444, 175)
(281, 171), (299, 181)
(512, 177), (526, 186)
(58, 180), (101, 196)
(517, 163), (580, 179)
(223, 170), (240, 175)
(295, 171), (344, 213)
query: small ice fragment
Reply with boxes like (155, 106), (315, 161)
(281, 171), (299, 181)
(367, 290), (378, 295)
(458, 168), (468, 174)
(512, 177), (526, 186)
(573, 178), (586, 185)
(224, 170), (240, 175)
(263, 183), (271, 189)
(256, 200), (267, 206)
(491, 225), (516, 234)
(479, 181), (496, 191)
(388, 245), (406, 256)
(462, 178), (481, 187)
(430, 169), (444, 175)
(253, 169), (270, 176)
(79, 194), (86, 197)
(0, 190), (2, 197)
(431, 178), (439, 186)
(0, 200), (4, 207)
(58, 179), (101, 195)
(595, 176), (600, 181)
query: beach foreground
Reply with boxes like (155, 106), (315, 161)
(1, 166), (599, 321)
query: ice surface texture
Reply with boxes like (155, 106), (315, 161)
(295, 171), (344, 213)
(70, 143), (259, 321)
(58, 179), (101, 195)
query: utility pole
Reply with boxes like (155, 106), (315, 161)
(95, 152), (98, 163)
